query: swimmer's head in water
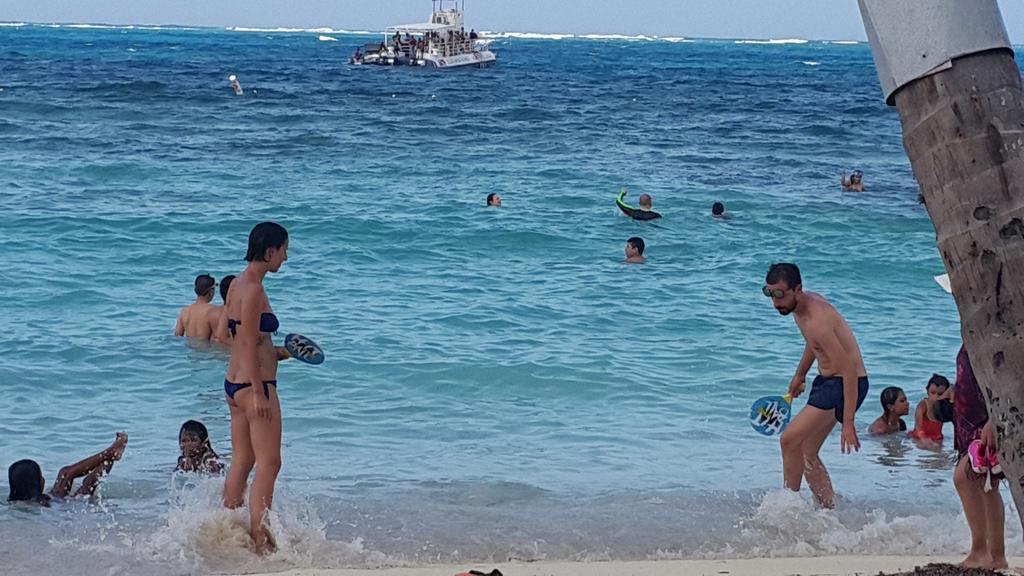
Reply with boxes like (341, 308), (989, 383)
(712, 202), (725, 216)
(179, 420), (211, 456)
(639, 194), (653, 209)
(194, 274), (216, 299)
(219, 275), (235, 303)
(8, 459), (48, 504)
(486, 193), (501, 207)
(626, 236), (645, 257)
(245, 222), (289, 272)
(764, 262), (802, 315)
(851, 170), (863, 183)
(879, 386), (908, 417)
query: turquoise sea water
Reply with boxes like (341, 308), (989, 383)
(2, 22), (1023, 575)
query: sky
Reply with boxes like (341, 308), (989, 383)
(2, 0), (1023, 42)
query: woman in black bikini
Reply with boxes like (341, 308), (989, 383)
(222, 222), (288, 555)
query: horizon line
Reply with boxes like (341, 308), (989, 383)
(0, 19), (872, 43)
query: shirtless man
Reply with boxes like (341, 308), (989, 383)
(763, 263), (869, 508)
(174, 274), (217, 339)
(625, 237), (646, 264)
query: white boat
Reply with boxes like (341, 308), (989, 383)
(349, 0), (496, 69)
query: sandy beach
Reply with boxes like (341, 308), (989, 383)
(243, 556), (1022, 576)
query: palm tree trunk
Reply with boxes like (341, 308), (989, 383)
(883, 47), (1024, 524)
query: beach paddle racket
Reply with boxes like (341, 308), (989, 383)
(749, 393), (794, 436)
(284, 333), (325, 365)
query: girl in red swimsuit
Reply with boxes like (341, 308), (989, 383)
(908, 373), (950, 442)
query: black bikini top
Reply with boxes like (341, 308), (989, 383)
(227, 312), (280, 338)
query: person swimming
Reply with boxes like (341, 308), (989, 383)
(624, 236), (646, 264)
(868, 386), (909, 435)
(711, 202), (731, 220)
(486, 193), (501, 207)
(8, 432), (128, 506)
(174, 274), (218, 339)
(616, 188), (662, 221)
(176, 420), (223, 474)
(840, 169), (866, 192)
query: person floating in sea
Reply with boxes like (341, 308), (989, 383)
(228, 74), (243, 96)
(616, 187), (661, 221)
(763, 262), (868, 508)
(868, 386), (909, 435)
(486, 193), (501, 207)
(174, 274), (218, 339)
(908, 374), (950, 443)
(222, 222), (289, 555)
(7, 432), (128, 505)
(624, 237), (646, 264)
(840, 169), (866, 191)
(711, 202), (731, 220)
(177, 420), (223, 474)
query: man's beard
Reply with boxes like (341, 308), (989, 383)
(776, 306), (793, 315)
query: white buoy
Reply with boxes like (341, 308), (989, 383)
(228, 74), (243, 96)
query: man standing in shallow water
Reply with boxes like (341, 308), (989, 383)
(763, 263), (869, 508)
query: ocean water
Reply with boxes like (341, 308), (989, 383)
(2, 22), (1023, 575)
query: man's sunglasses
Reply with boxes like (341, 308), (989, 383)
(762, 286), (791, 298)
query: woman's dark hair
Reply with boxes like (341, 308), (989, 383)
(712, 202), (725, 216)
(244, 222), (288, 263)
(927, 373), (951, 391)
(486, 192), (497, 206)
(8, 459), (49, 504)
(879, 386), (904, 415)
(219, 275), (236, 303)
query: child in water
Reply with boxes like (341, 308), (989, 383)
(7, 432), (128, 505)
(176, 420), (223, 474)
(868, 386), (909, 435)
(908, 374), (950, 442)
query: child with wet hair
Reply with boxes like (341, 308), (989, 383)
(8, 432), (128, 505)
(909, 374), (950, 442)
(176, 420), (223, 474)
(868, 386), (909, 435)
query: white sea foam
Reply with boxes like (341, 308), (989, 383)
(801, 61), (820, 66)
(0, 22), (27, 27)
(227, 26), (357, 35)
(660, 37), (693, 43)
(728, 490), (1024, 558)
(487, 31), (576, 40)
(143, 473), (392, 572)
(66, 23), (131, 29)
(827, 40), (860, 45)
(735, 38), (809, 45)
(580, 33), (654, 41)
(318, 35), (338, 42)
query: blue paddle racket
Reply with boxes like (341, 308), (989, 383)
(284, 333), (325, 365)
(750, 393), (795, 436)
